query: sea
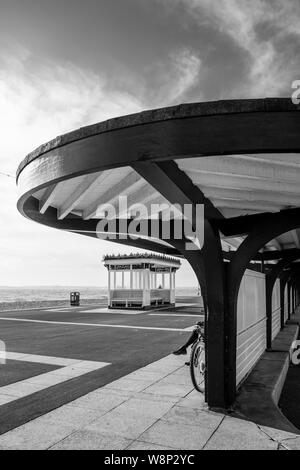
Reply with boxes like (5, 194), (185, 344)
(0, 286), (199, 311)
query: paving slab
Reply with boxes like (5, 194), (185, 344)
(138, 419), (215, 450)
(32, 404), (107, 428)
(85, 409), (162, 440)
(259, 425), (300, 442)
(281, 437), (300, 450)
(204, 416), (278, 450)
(177, 389), (206, 409)
(50, 430), (133, 450)
(0, 420), (75, 450)
(127, 440), (174, 450)
(155, 372), (191, 386)
(85, 394), (175, 440)
(68, 389), (131, 412)
(144, 381), (192, 398)
(104, 377), (155, 393)
(134, 391), (180, 404)
(161, 406), (224, 428)
(125, 369), (168, 382)
(113, 396), (175, 418)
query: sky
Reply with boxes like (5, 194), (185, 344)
(0, 0), (300, 286)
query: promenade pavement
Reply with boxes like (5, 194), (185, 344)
(0, 353), (299, 450)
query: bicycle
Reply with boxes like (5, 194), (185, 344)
(189, 323), (206, 393)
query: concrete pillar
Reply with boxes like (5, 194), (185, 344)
(107, 268), (111, 306)
(130, 265), (133, 289)
(142, 270), (150, 307)
(170, 270), (176, 304)
(288, 282), (291, 319)
(113, 270), (116, 289)
(122, 271), (125, 289)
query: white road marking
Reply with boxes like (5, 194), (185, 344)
(174, 303), (202, 307)
(44, 305), (99, 312)
(0, 304), (102, 314)
(184, 326), (195, 331)
(0, 352), (110, 405)
(0, 317), (192, 332)
(81, 306), (177, 315)
(0, 305), (67, 313)
(5, 352), (79, 366)
(149, 313), (203, 318)
(82, 308), (143, 315)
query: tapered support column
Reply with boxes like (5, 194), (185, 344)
(293, 286), (296, 312)
(279, 271), (291, 326)
(280, 278), (285, 330)
(171, 220), (227, 408)
(288, 283), (291, 319)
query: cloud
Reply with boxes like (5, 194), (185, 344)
(161, 0), (300, 98)
(0, 43), (200, 286)
(144, 48), (203, 106)
(0, 46), (143, 285)
(0, 46), (142, 173)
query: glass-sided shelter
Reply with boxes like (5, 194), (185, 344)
(103, 253), (181, 309)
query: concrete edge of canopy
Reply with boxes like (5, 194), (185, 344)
(16, 97), (300, 181)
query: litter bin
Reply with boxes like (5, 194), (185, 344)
(70, 291), (80, 306)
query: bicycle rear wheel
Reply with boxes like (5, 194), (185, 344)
(190, 341), (205, 393)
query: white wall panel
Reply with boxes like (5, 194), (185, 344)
(236, 269), (266, 386)
(272, 279), (281, 340)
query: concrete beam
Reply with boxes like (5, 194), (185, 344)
(39, 184), (59, 214)
(57, 172), (110, 220)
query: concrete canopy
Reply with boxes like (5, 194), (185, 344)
(16, 98), (300, 408)
(16, 98), (300, 258)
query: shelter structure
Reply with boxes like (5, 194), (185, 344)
(103, 253), (180, 309)
(16, 98), (300, 408)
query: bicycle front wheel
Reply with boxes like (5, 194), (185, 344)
(190, 341), (205, 393)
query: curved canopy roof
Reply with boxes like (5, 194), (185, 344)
(17, 98), (300, 260)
